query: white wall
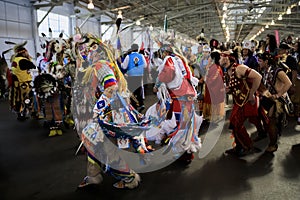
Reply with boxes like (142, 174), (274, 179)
(0, 0), (35, 66)
(0, 0), (103, 67)
(0, 0), (137, 66)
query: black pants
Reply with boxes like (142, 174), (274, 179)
(126, 76), (144, 108)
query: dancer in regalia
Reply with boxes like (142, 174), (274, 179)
(75, 33), (141, 189)
(220, 50), (262, 156)
(9, 41), (36, 120)
(257, 52), (292, 152)
(153, 44), (201, 164)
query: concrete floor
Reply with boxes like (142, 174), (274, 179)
(1, 91), (300, 200)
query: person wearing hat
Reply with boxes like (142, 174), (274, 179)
(198, 44), (211, 77)
(242, 40), (259, 71)
(220, 50), (262, 157)
(10, 42), (36, 120)
(121, 43), (147, 111)
(250, 40), (258, 55)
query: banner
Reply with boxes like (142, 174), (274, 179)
(164, 15), (168, 32)
(274, 30), (280, 47)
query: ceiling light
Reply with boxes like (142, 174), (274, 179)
(136, 20), (141, 26)
(221, 18), (225, 23)
(223, 4), (227, 11)
(87, 0), (94, 9)
(149, 24), (153, 31)
(200, 28), (204, 38)
(278, 14), (282, 20)
(286, 7), (291, 14)
(299, 1), (300, 6)
(265, 24), (269, 28)
(271, 19), (275, 25)
(117, 10), (123, 19)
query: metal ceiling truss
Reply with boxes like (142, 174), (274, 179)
(31, 0), (300, 43)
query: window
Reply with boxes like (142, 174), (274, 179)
(101, 24), (114, 41)
(37, 10), (69, 38)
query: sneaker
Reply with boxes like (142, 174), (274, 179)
(225, 147), (249, 157)
(56, 129), (63, 136)
(178, 152), (194, 165)
(78, 174), (103, 188)
(78, 176), (91, 188)
(48, 129), (57, 137)
(265, 144), (278, 153)
(113, 173), (141, 189)
(38, 112), (45, 119)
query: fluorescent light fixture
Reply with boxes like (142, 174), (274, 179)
(87, 0), (94, 9)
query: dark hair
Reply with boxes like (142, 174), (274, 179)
(210, 39), (219, 50)
(210, 51), (220, 65)
(231, 48), (240, 64)
(159, 44), (173, 53)
(130, 43), (139, 52)
(295, 41), (300, 55)
(153, 51), (159, 58)
(257, 52), (275, 66)
(243, 47), (254, 57)
(266, 34), (278, 53)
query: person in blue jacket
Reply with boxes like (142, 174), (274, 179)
(121, 43), (147, 111)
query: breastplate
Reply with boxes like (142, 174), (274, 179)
(229, 65), (250, 107)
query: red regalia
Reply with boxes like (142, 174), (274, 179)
(227, 64), (258, 151)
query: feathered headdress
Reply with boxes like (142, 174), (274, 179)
(5, 40), (27, 54)
(5, 40), (28, 62)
